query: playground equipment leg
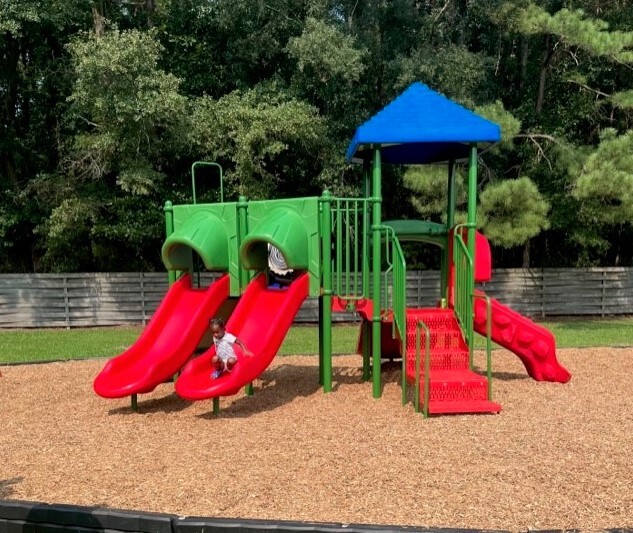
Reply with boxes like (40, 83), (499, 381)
(362, 320), (371, 381)
(371, 149), (382, 398)
(130, 394), (138, 412)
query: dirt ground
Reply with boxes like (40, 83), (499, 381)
(1, 348), (632, 532)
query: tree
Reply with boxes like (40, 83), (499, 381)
(35, 28), (189, 271)
(190, 84), (328, 199)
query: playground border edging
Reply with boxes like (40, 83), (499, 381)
(2, 500), (631, 533)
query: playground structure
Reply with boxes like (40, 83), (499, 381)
(94, 82), (571, 416)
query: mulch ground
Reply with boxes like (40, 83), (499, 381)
(1, 348), (632, 532)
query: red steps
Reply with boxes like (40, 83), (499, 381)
(404, 308), (501, 416)
(333, 299), (501, 416)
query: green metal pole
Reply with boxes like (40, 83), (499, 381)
(237, 195), (249, 294)
(318, 296), (324, 385)
(131, 394), (138, 412)
(164, 201), (176, 286)
(443, 159), (456, 302)
(467, 148), (477, 262)
(237, 194), (253, 395)
(320, 190), (333, 393)
(467, 145), (478, 367)
(362, 162), (371, 380)
(371, 149), (382, 399)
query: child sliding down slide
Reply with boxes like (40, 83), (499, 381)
(209, 317), (253, 378)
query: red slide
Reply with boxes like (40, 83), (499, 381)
(94, 273), (230, 398)
(473, 290), (571, 383)
(175, 272), (309, 401)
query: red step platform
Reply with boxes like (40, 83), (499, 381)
(403, 308), (501, 415)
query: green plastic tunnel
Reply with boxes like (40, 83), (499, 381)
(162, 212), (230, 271)
(240, 207), (309, 270)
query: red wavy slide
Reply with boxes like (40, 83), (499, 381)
(94, 273), (230, 398)
(473, 290), (571, 383)
(175, 272), (309, 401)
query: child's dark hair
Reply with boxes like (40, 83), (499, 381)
(210, 317), (225, 328)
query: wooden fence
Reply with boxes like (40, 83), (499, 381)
(0, 268), (631, 328)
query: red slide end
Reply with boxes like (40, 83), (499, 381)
(473, 291), (571, 383)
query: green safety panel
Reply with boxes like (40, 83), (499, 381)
(240, 207), (309, 270)
(162, 211), (230, 271)
(383, 219), (447, 248)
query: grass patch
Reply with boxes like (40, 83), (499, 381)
(0, 328), (143, 364)
(0, 317), (631, 365)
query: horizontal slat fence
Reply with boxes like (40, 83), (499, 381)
(0, 268), (631, 328)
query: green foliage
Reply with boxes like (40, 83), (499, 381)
(2, 0), (633, 271)
(396, 44), (490, 105)
(67, 29), (188, 190)
(573, 130), (633, 224)
(479, 177), (550, 248)
(287, 18), (366, 84)
(404, 165), (465, 221)
(190, 85), (328, 198)
(510, 5), (633, 61)
(475, 101), (522, 151)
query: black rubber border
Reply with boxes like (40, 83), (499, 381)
(0, 500), (630, 533)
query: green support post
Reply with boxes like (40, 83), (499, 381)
(237, 195), (254, 395)
(362, 163), (371, 379)
(237, 196), (250, 292)
(371, 149), (382, 399)
(443, 159), (456, 302)
(131, 394), (138, 412)
(467, 145), (478, 367)
(320, 190), (333, 393)
(164, 201), (176, 285)
(213, 397), (219, 415)
(318, 296), (324, 385)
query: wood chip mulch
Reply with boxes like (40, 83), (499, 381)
(1, 348), (632, 532)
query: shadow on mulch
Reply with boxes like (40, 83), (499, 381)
(197, 364), (365, 419)
(107, 391), (191, 416)
(0, 477), (24, 498)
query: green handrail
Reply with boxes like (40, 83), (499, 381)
(473, 292), (493, 400)
(330, 197), (371, 302)
(415, 320), (431, 418)
(191, 161), (224, 204)
(380, 225), (406, 343)
(452, 223), (475, 366)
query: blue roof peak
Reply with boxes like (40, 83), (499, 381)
(346, 82), (501, 165)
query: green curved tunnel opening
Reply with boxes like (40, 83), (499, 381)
(162, 212), (230, 271)
(240, 207), (309, 271)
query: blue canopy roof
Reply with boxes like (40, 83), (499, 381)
(346, 82), (501, 165)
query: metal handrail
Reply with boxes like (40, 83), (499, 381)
(191, 161), (224, 204)
(415, 320), (431, 418)
(452, 223), (475, 366)
(473, 291), (493, 400)
(329, 197), (371, 302)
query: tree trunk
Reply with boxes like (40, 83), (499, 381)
(536, 36), (556, 116)
(92, 3), (106, 37)
(145, 0), (155, 28)
(522, 240), (531, 268)
(519, 37), (529, 92)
